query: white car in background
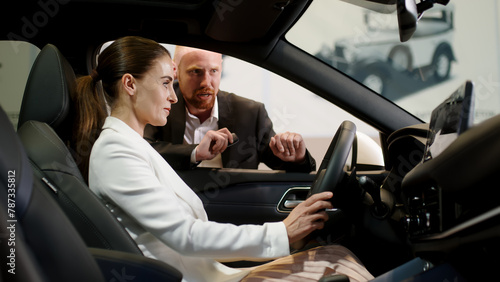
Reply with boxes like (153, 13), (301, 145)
(322, 4), (455, 96)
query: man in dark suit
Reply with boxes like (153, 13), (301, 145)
(144, 46), (315, 172)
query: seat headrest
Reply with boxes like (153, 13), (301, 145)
(18, 44), (76, 138)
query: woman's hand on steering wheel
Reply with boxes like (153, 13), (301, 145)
(283, 191), (333, 247)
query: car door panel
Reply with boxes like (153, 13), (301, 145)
(176, 168), (315, 224)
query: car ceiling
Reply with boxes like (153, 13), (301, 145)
(2, 0), (421, 134)
(5, 0), (310, 61)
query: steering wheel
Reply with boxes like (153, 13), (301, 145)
(308, 120), (356, 197)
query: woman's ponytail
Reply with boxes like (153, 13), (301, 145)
(73, 73), (107, 181)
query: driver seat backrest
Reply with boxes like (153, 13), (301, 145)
(16, 44), (142, 255)
(0, 105), (106, 282)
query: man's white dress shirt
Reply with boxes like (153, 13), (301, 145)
(184, 98), (223, 167)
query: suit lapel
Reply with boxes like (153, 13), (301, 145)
(217, 91), (233, 131)
(217, 92), (235, 167)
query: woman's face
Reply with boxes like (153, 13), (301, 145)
(134, 54), (177, 127)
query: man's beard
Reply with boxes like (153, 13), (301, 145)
(185, 88), (216, 110)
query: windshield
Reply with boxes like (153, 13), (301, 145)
(287, 0), (500, 124)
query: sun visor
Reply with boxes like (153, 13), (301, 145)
(206, 0), (292, 42)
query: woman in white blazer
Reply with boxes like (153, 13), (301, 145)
(74, 36), (373, 282)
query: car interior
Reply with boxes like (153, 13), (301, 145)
(2, 0), (500, 281)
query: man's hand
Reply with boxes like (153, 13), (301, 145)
(269, 132), (307, 163)
(195, 128), (233, 161)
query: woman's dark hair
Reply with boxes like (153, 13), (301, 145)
(72, 36), (171, 180)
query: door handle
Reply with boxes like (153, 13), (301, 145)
(277, 187), (310, 213)
(284, 200), (303, 208)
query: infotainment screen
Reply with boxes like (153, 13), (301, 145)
(423, 80), (475, 162)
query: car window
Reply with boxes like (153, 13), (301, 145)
(287, 0), (500, 124)
(0, 41), (40, 128)
(98, 42), (383, 170)
(216, 53), (382, 169)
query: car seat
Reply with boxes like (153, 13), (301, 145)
(0, 104), (106, 282)
(16, 43), (140, 254)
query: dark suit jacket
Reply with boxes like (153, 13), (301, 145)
(144, 85), (316, 172)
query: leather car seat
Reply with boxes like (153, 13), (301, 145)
(16, 44), (142, 254)
(2, 104), (182, 281)
(0, 105), (106, 282)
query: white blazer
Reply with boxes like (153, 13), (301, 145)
(89, 117), (289, 282)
